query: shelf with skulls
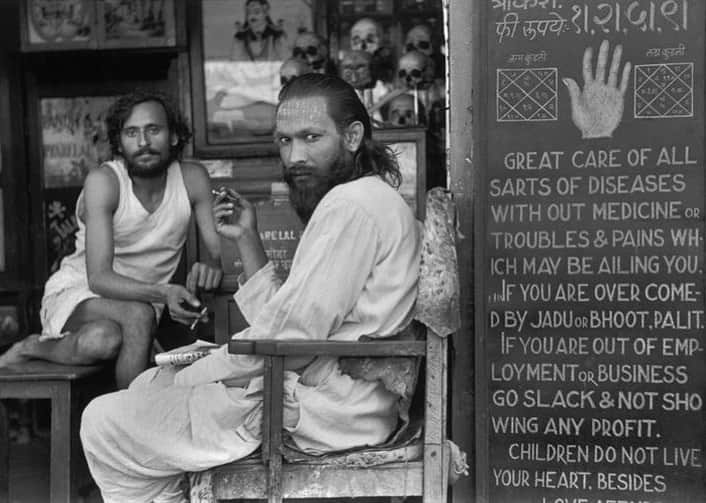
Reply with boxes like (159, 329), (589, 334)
(278, 31), (338, 88)
(339, 18), (445, 129)
(275, 17), (445, 130)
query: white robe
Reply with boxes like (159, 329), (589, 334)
(80, 176), (422, 503)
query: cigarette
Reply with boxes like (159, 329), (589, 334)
(211, 188), (240, 204)
(189, 306), (209, 331)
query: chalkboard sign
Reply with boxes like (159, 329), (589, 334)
(479, 1), (705, 502)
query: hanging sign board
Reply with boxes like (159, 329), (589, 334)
(479, 1), (705, 501)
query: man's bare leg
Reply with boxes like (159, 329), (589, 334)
(0, 298), (157, 388)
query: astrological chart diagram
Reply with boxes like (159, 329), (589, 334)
(496, 68), (558, 122)
(634, 63), (694, 119)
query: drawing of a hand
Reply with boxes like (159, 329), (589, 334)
(562, 40), (631, 139)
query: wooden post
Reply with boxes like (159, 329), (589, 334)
(448, 0), (479, 502)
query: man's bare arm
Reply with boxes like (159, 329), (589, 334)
(212, 188), (268, 282)
(182, 161), (224, 292)
(82, 166), (201, 321)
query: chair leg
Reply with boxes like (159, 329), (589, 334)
(0, 400), (9, 503)
(267, 356), (284, 503)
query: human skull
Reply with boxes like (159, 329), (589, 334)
(279, 58), (312, 87)
(293, 32), (328, 72)
(386, 94), (425, 126)
(398, 50), (433, 89)
(350, 18), (382, 54)
(339, 50), (373, 90)
(405, 24), (433, 57)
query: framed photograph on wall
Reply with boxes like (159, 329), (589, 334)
(20, 0), (97, 51)
(189, 0), (316, 157)
(97, 0), (180, 49)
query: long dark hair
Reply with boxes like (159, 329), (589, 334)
(105, 90), (192, 159)
(277, 73), (402, 188)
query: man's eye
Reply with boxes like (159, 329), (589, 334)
(146, 126), (162, 136)
(277, 137), (290, 145)
(305, 134), (319, 142)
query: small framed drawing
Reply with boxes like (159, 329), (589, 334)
(21, 0), (97, 51)
(97, 0), (180, 49)
(373, 127), (427, 219)
(189, 0), (316, 157)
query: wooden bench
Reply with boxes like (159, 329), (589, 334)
(0, 360), (110, 503)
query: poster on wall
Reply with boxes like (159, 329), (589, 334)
(100, 0), (176, 48)
(41, 96), (114, 188)
(199, 0), (314, 146)
(25, 0), (94, 46)
(480, 0), (705, 502)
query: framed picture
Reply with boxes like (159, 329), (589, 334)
(40, 96), (115, 188)
(21, 0), (97, 51)
(189, 0), (316, 157)
(373, 127), (427, 219)
(97, 0), (180, 49)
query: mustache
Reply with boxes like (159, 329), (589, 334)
(283, 164), (316, 178)
(133, 148), (160, 157)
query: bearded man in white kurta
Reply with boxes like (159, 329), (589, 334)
(80, 73), (422, 503)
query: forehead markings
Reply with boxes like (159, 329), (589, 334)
(276, 97), (330, 126)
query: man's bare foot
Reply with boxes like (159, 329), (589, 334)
(0, 335), (38, 367)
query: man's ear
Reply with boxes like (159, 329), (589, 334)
(343, 121), (364, 153)
(170, 132), (178, 147)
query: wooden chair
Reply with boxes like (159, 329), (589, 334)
(190, 188), (463, 502)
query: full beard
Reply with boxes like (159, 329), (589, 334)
(284, 153), (354, 224)
(125, 148), (174, 179)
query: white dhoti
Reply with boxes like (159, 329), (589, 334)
(80, 357), (398, 503)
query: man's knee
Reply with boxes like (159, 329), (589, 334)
(122, 301), (157, 334)
(76, 320), (122, 360)
(80, 393), (116, 449)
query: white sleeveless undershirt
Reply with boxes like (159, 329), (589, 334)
(40, 160), (192, 335)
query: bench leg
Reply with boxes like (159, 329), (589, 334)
(50, 383), (74, 503)
(0, 400), (8, 503)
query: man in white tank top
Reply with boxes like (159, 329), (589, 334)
(0, 91), (223, 388)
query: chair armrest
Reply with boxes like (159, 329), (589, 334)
(228, 339), (426, 357)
